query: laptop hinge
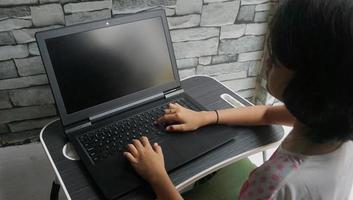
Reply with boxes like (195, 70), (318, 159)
(164, 87), (184, 99)
(65, 121), (92, 134)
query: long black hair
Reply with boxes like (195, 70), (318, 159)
(269, 0), (353, 143)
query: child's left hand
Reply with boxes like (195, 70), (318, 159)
(123, 136), (168, 184)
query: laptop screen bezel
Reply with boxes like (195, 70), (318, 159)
(35, 10), (181, 127)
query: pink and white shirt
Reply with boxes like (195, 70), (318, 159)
(239, 141), (353, 200)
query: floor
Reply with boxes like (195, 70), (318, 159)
(0, 126), (292, 200)
(0, 142), (66, 200)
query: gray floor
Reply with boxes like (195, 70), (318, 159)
(0, 142), (66, 200)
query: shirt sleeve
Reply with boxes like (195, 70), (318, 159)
(272, 184), (294, 200)
(272, 182), (312, 200)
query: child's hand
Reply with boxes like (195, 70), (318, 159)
(155, 103), (210, 132)
(123, 137), (168, 184)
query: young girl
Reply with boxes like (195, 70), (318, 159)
(123, 0), (353, 199)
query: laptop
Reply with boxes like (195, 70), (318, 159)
(36, 9), (236, 199)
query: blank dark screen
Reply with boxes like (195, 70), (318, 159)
(46, 17), (175, 114)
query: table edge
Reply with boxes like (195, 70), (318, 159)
(40, 118), (72, 200)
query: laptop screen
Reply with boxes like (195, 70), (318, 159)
(45, 17), (175, 114)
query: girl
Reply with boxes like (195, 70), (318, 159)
(123, 0), (353, 199)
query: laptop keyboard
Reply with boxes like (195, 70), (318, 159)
(78, 98), (195, 163)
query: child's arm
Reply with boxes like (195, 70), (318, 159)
(213, 105), (295, 126)
(157, 104), (295, 132)
(124, 137), (183, 200)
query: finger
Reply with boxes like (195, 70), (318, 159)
(168, 103), (180, 109)
(166, 124), (186, 132)
(140, 136), (151, 148)
(153, 143), (162, 154)
(123, 152), (137, 163)
(132, 139), (144, 151)
(156, 114), (178, 124)
(164, 108), (177, 114)
(173, 103), (183, 108)
(126, 144), (138, 157)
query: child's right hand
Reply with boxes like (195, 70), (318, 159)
(155, 102), (212, 132)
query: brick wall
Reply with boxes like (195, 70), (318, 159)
(0, 0), (277, 146)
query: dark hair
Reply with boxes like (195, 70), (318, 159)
(269, 0), (353, 143)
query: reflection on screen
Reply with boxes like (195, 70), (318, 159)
(46, 17), (175, 114)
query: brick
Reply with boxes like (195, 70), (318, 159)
(212, 54), (238, 64)
(167, 15), (200, 30)
(204, 0), (229, 3)
(12, 26), (62, 44)
(0, 75), (48, 90)
(0, 45), (29, 61)
(170, 27), (219, 42)
(0, 6), (31, 19)
(29, 42), (40, 56)
(112, 0), (166, 14)
(0, 129), (41, 146)
(241, 0), (269, 5)
(165, 0), (177, 6)
(0, 0), (37, 6)
(0, 91), (12, 109)
(178, 68), (195, 79)
(40, 0), (59, 3)
(236, 5), (255, 22)
(254, 11), (269, 22)
(245, 23), (268, 35)
(200, 1), (240, 26)
(248, 61), (261, 76)
(165, 8), (175, 16)
(238, 51), (263, 62)
(220, 24), (246, 39)
(176, 58), (198, 69)
(212, 70), (247, 82)
(255, 3), (277, 12)
(219, 36), (265, 54)
(197, 62), (250, 75)
(0, 32), (16, 45)
(12, 30), (34, 44)
(0, 124), (9, 134)
(59, 0), (79, 4)
(198, 56), (212, 65)
(31, 4), (65, 26)
(0, 60), (18, 79)
(0, 18), (32, 32)
(176, 0), (202, 15)
(173, 38), (218, 59)
(9, 86), (54, 107)
(64, 0), (112, 14)
(8, 117), (57, 132)
(65, 9), (111, 26)
(0, 105), (57, 124)
(15, 56), (45, 76)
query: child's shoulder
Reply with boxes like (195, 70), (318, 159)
(239, 149), (304, 199)
(240, 141), (353, 200)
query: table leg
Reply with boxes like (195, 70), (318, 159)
(50, 176), (61, 200)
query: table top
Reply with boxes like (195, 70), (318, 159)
(40, 75), (284, 200)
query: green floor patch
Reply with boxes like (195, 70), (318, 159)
(182, 158), (256, 200)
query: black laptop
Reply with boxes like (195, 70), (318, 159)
(36, 10), (236, 199)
